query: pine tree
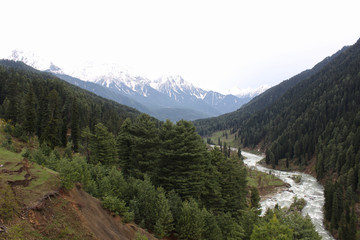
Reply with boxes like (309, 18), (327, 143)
(251, 214), (293, 240)
(238, 147), (242, 158)
(219, 156), (247, 214)
(42, 89), (62, 148)
(223, 142), (227, 157)
(117, 118), (134, 175)
(90, 123), (117, 165)
(177, 199), (206, 240)
(23, 85), (37, 135)
(153, 188), (174, 238)
(158, 120), (207, 200)
(202, 148), (225, 213)
(81, 126), (92, 162)
(250, 186), (261, 212)
(127, 114), (159, 179)
(71, 98), (80, 152)
(4, 77), (19, 123)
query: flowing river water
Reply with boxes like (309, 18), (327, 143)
(241, 151), (334, 240)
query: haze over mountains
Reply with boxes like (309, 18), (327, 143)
(7, 50), (269, 121)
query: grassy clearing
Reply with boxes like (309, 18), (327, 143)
(0, 146), (61, 206)
(206, 130), (238, 147)
(247, 168), (286, 197)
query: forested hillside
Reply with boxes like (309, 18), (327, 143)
(194, 46), (348, 137)
(0, 61), (321, 239)
(0, 60), (141, 147)
(195, 38), (360, 239)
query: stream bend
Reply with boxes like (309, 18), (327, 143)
(242, 151), (334, 240)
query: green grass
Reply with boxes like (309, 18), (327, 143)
(247, 168), (285, 189)
(0, 146), (61, 206)
(206, 130), (238, 148)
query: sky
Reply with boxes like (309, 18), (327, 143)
(1, 0), (360, 93)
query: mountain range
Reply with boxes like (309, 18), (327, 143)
(7, 50), (269, 121)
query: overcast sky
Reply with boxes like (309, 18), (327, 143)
(1, 0), (360, 92)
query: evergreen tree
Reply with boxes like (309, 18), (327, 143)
(90, 123), (117, 165)
(216, 212), (245, 240)
(177, 199), (206, 240)
(23, 85), (37, 135)
(71, 98), (80, 152)
(153, 188), (174, 238)
(158, 120), (207, 200)
(128, 114), (159, 179)
(251, 214), (293, 240)
(61, 117), (68, 148)
(223, 142), (227, 157)
(81, 126), (92, 162)
(218, 156), (247, 214)
(117, 118), (134, 175)
(4, 76), (19, 123)
(250, 186), (261, 213)
(202, 148), (225, 213)
(202, 210), (223, 240)
(42, 89), (62, 148)
(238, 147), (242, 158)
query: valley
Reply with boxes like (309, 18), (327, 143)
(1, 32), (360, 240)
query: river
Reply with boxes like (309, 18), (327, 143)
(241, 151), (334, 240)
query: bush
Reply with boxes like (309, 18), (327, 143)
(102, 196), (127, 215)
(0, 183), (18, 222)
(1, 134), (15, 152)
(22, 148), (31, 158)
(135, 232), (148, 240)
(289, 197), (307, 212)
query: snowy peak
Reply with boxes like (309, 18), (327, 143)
(153, 75), (207, 100)
(226, 84), (271, 98)
(8, 49), (65, 75)
(9, 49), (51, 71)
(4, 49), (256, 120)
(67, 62), (153, 96)
(48, 62), (64, 74)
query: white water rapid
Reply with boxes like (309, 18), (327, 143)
(242, 151), (334, 240)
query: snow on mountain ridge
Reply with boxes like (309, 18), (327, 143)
(6, 49), (256, 111)
(226, 84), (271, 98)
(153, 75), (208, 100)
(9, 49), (54, 71)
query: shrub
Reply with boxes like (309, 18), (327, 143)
(0, 183), (18, 222)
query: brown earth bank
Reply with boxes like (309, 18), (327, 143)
(1, 185), (158, 240)
(20, 185), (158, 240)
(61, 184), (157, 240)
(0, 155), (157, 240)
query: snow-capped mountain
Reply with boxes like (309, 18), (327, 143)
(6, 49), (255, 121)
(9, 49), (51, 70)
(226, 84), (271, 98)
(152, 75), (207, 101)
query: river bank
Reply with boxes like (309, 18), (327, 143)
(242, 151), (334, 240)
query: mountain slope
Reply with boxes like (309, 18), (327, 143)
(194, 45), (350, 136)
(54, 73), (151, 114)
(0, 143), (156, 240)
(203, 91), (251, 114)
(6, 50), (255, 121)
(195, 38), (360, 238)
(0, 60), (142, 137)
